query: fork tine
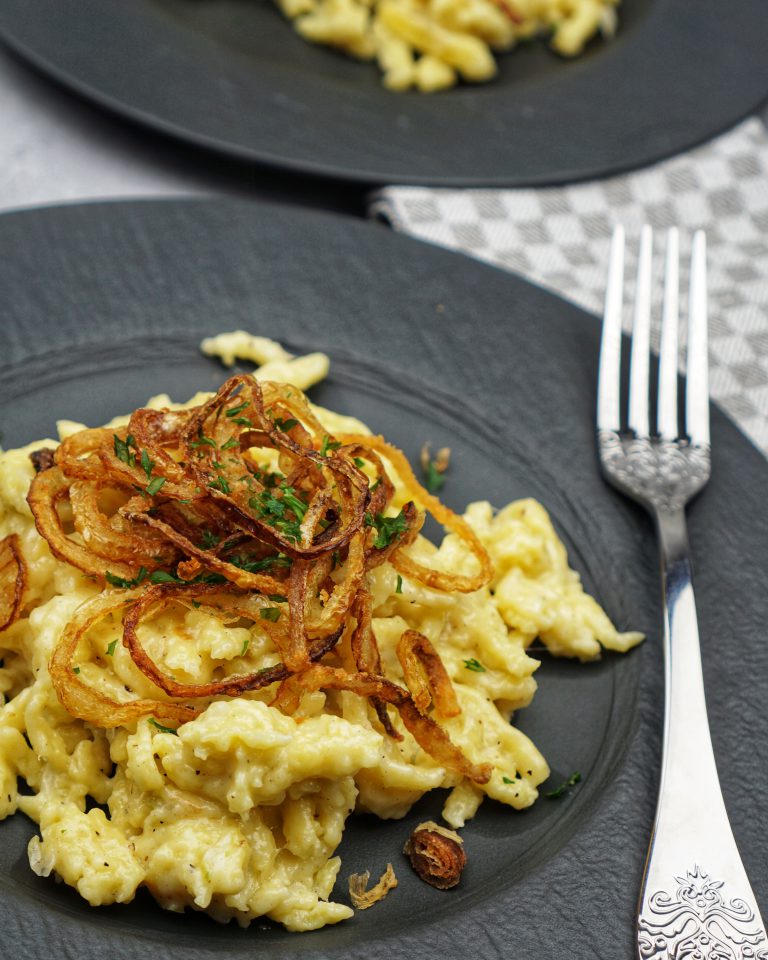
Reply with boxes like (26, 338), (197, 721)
(597, 225), (625, 432)
(686, 231), (710, 446)
(658, 228), (680, 440)
(628, 225), (653, 438)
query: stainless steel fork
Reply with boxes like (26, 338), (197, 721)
(597, 226), (768, 960)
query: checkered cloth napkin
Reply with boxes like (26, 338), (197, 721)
(370, 118), (768, 455)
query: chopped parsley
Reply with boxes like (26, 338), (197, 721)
(220, 437), (240, 451)
(420, 444), (450, 495)
(106, 639), (119, 656)
(273, 417), (299, 433)
(228, 553), (292, 573)
(248, 484), (308, 543)
(353, 457), (366, 468)
(463, 658), (486, 673)
(150, 570), (180, 584)
(72, 666), (81, 675)
(209, 475), (231, 495)
(545, 772), (582, 799)
(146, 476), (166, 496)
(150, 569), (226, 586)
(241, 638), (250, 656)
(260, 607), (281, 623)
(395, 574), (403, 594)
(140, 448), (154, 480)
(319, 435), (342, 457)
(369, 478), (381, 493)
(366, 508), (408, 549)
(225, 401), (250, 419)
(199, 529), (221, 549)
(423, 459), (445, 495)
(267, 594), (288, 603)
(190, 433), (217, 450)
(148, 718), (178, 735)
(113, 433), (136, 466)
(105, 567), (148, 589)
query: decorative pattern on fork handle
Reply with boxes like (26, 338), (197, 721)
(638, 866), (768, 960)
(596, 227), (767, 960)
(597, 431), (711, 512)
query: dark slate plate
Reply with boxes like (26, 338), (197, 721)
(0, 0), (767, 185)
(0, 199), (766, 959)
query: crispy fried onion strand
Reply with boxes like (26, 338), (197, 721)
(341, 434), (492, 593)
(396, 629), (461, 719)
(28, 374), (494, 781)
(0, 534), (27, 633)
(122, 584), (341, 700)
(271, 664), (490, 784)
(49, 592), (199, 728)
(27, 466), (140, 581)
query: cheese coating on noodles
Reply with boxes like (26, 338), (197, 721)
(0, 339), (641, 929)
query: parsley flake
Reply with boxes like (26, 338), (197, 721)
(248, 485), (307, 543)
(113, 434), (136, 466)
(209, 475), (231, 495)
(273, 417), (299, 433)
(423, 460), (445, 494)
(319, 435), (342, 457)
(545, 772), (582, 799)
(368, 508), (409, 549)
(105, 567), (148, 589)
(220, 438), (240, 451)
(225, 401), (249, 418)
(146, 476), (166, 496)
(241, 638), (250, 656)
(148, 718), (178, 735)
(150, 570), (181, 584)
(395, 574), (403, 594)
(106, 639), (119, 656)
(463, 658), (486, 673)
(420, 443), (451, 495)
(260, 607), (281, 623)
(229, 553), (292, 573)
(140, 448), (154, 480)
(72, 666), (81, 675)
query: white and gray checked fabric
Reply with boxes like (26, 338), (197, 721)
(370, 118), (768, 455)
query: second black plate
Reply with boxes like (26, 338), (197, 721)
(0, 0), (767, 184)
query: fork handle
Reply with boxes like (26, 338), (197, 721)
(636, 507), (767, 959)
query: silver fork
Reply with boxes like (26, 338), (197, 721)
(597, 226), (768, 960)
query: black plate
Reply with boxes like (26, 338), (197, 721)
(0, 199), (766, 960)
(1, 1), (768, 185)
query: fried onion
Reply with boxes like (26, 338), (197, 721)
(0, 534), (27, 633)
(28, 374), (494, 780)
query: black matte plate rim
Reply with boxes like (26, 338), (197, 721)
(0, 1), (767, 185)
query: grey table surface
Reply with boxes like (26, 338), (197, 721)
(0, 44), (369, 217)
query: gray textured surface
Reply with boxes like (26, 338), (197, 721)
(0, 198), (767, 959)
(0, 46), (366, 217)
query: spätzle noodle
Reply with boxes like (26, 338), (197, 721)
(270, 0), (620, 91)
